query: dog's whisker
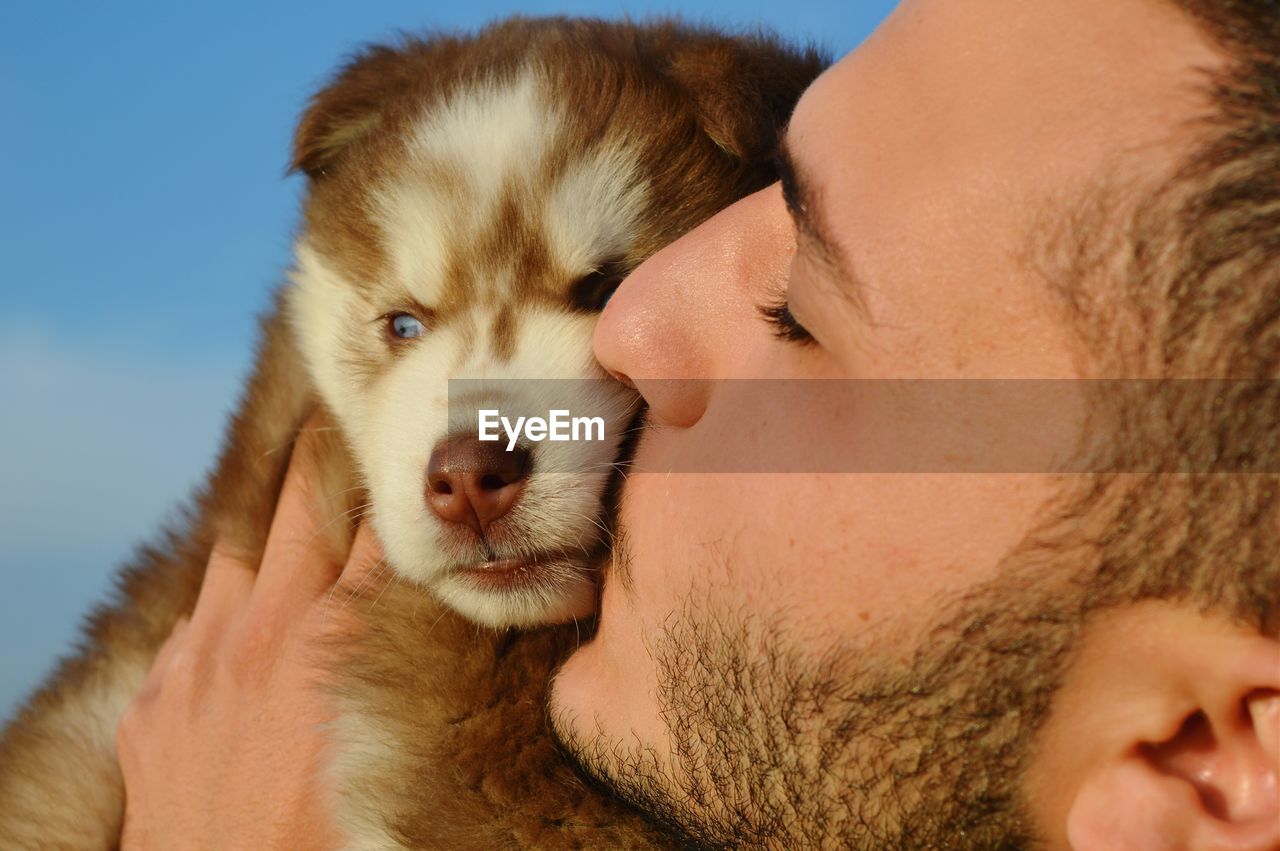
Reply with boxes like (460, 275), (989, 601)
(258, 424), (349, 460)
(422, 606), (452, 641)
(343, 558), (389, 609)
(328, 484), (372, 499)
(301, 502), (372, 554)
(366, 562), (397, 611)
(322, 557), (384, 621)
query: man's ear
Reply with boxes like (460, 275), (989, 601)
(661, 31), (828, 163)
(1031, 602), (1279, 851)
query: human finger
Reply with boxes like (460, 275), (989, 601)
(315, 524), (386, 635)
(188, 542), (256, 633)
(339, 523), (385, 588)
(251, 414), (346, 610)
(132, 615), (192, 705)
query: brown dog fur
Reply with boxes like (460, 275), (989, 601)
(0, 18), (823, 848)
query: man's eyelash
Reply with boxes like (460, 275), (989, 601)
(758, 296), (815, 345)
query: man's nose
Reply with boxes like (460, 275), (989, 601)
(425, 435), (530, 534)
(591, 184), (793, 428)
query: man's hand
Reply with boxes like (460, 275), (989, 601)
(116, 420), (382, 850)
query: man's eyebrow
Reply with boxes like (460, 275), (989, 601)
(774, 136), (871, 321)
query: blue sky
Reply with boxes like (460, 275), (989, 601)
(0, 0), (896, 716)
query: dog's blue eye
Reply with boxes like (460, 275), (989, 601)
(390, 313), (425, 339)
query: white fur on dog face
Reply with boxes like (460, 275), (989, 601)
(288, 66), (646, 628)
(290, 241), (360, 413)
(380, 70), (561, 300)
(544, 142), (646, 273)
(360, 310), (636, 627)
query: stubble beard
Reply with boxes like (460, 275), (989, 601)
(549, 545), (1081, 850)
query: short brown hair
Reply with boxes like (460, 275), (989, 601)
(1039, 0), (1279, 635)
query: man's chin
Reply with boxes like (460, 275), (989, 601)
(546, 638), (600, 744)
(547, 649), (704, 848)
(546, 631), (629, 748)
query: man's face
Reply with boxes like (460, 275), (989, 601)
(549, 0), (1220, 845)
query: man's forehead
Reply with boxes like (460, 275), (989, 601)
(788, 0), (1222, 202)
(788, 1), (1218, 262)
(780, 0), (1222, 374)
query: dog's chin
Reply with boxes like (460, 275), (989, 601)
(431, 554), (600, 629)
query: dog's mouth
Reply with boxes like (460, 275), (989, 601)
(423, 403), (646, 626)
(451, 548), (597, 593)
(432, 545), (605, 627)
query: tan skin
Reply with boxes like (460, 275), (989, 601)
(119, 0), (1280, 847)
(116, 424), (378, 850)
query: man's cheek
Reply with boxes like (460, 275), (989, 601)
(625, 473), (778, 612)
(638, 472), (906, 657)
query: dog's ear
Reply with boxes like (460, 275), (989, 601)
(290, 42), (420, 179)
(665, 32), (828, 164)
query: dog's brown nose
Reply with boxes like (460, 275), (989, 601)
(425, 435), (529, 534)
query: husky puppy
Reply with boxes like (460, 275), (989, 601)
(0, 17), (823, 848)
